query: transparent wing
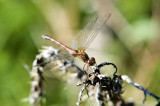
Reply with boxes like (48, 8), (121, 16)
(71, 12), (111, 51)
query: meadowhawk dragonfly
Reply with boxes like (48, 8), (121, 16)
(42, 12), (111, 71)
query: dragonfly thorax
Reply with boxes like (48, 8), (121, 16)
(72, 50), (89, 63)
(72, 50), (96, 66)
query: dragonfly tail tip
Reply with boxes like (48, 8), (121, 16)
(42, 35), (48, 39)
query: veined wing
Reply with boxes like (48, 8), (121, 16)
(71, 12), (111, 51)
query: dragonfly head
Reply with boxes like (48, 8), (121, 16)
(88, 57), (96, 66)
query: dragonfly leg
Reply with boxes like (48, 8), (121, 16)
(83, 63), (89, 80)
(86, 65), (89, 73)
(82, 63), (86, 72)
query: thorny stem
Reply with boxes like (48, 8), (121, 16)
(122, 75), (160, 102)
(26, 46), (160, 106)
(26, 46), (86, 106)
(77, 85), (86, 106)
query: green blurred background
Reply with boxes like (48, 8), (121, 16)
(0, 0), (160, 106)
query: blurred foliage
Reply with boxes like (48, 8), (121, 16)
(0, 0), (159, 106)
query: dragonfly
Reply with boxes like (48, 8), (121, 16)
(42, 12), (111, 72)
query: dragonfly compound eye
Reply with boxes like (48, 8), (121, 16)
(88, 57), (96, 66)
